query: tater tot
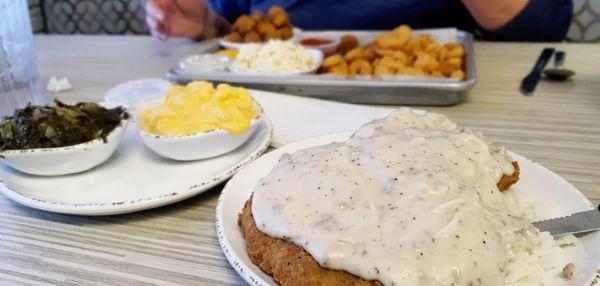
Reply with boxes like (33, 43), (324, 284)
(391, 51), (408, 65)
(438, 58), (462, 76)
(263, 28), (281, 40)
(374, 64), (396, 75)
(413, 52), (439, 73)
(329, 63), (349, 76)
(444, 43), (465, 58)
(403, 36), (424, 54)
(393, 25), (412, 44)
(344, 47), (365, 62)
(349, 59), (373, 75)
(439, 61), (456, 77)
(363, 47), (378, 62)
(398, 66), (427, 77)
(450, 70), (465, 80)
(234, 15), (256, 34)
(243, 31), (262, 42)
(430, 70), (444, 78)
(445, 58), (462, 69)
(372, 58), (381, 67)
(425, 42), (442, 59)
(257, 22), (273, 34)
(339, 35), (359, 53)
(374, 33), (406, 50)
(379, 56), (405, 68)
(224, 32), (243, 43)
(278, 26), (293, 39)
(322, 54), (346, 69)
(250, 10), (265, 22)
(374, 48), (395, 57)
(271, 13), (289, 27)
(268, 6), (286, 17)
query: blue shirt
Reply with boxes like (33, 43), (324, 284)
(208, 0), (572, 42)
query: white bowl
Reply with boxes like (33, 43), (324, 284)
(219, 28), (303, 50)
(0, 118), (128, 176)
(134, 98), (263, 161)
(229, 48), (323, 75)
(179, 54), (232, 72)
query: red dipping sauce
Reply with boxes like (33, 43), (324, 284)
(299, 37), (341, 57)
(300, 38), (334, 46)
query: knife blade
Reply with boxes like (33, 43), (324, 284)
(532, 205), (600, 236)
(520, 48), (555, 95)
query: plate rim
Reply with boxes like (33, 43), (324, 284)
(215, 131), (600, 286)
(0, 118), (273, 216)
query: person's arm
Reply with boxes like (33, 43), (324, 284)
(461, 0), (573, 42)
(145, 0), (229, 40)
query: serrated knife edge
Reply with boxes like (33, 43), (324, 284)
(532, 206), (600, 236)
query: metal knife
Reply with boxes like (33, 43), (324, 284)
(533, 205), (600, 236)
(520, 48), (555, 95)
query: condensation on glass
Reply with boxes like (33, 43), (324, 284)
(0, 0), (43, 116)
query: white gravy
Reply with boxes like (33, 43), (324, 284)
(252, 108), (539, 286)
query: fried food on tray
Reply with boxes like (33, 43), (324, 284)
(322, 54), (345, 68)
(349, 59), (373, 75)
(319, 24), (466, 80)
(278, 26), (293, 40)
(243, 31), (262, 43)
(250, 10), (265, 22)
(268, 5), (286, 18)
(374, 32), (407, 50)
(339, 34), (359, 53)
(224, 32), (243, 43)
(271, 13), (289, 27)
(239, 198), (381, 286)
(443, 43), (465, 59)
(344, 47), (365, 62)
(328, 63), (349, 75)
(233, 15), (256, 34)
(225, 6), (293, 43)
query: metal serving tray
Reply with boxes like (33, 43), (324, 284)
(166, 30), (476, 106)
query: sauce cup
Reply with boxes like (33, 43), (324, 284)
(134, 98), (263, 161)
(0, 117), (128, 176)
(299, 36), (341, 57)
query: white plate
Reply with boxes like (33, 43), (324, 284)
(105, 78), (171, 108)
(216, 132), (600, 286)
(219, 28), (302, 50)
(229, 48), (323, 76)
(0, 118), (272, 215)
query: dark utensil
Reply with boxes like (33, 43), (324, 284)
(544, 51), (575, 81)
(520, 48), (555, 95)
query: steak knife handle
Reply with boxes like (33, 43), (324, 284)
(532, 48), (555, 73)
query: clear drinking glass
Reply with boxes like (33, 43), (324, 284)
(0, 0), (43, 117)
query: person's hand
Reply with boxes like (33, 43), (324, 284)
(145, 0), (228, 40)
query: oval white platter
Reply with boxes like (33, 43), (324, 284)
(0, 118), (272, 215)
(219, 28), (303, 50)
(216, 132), (600, 286)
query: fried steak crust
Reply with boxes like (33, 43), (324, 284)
(239, 162), (520, 285)
(238, 198), (382, 286)
(497, 162), (520, 192)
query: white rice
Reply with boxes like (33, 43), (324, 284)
(502, 191), (580, 285)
